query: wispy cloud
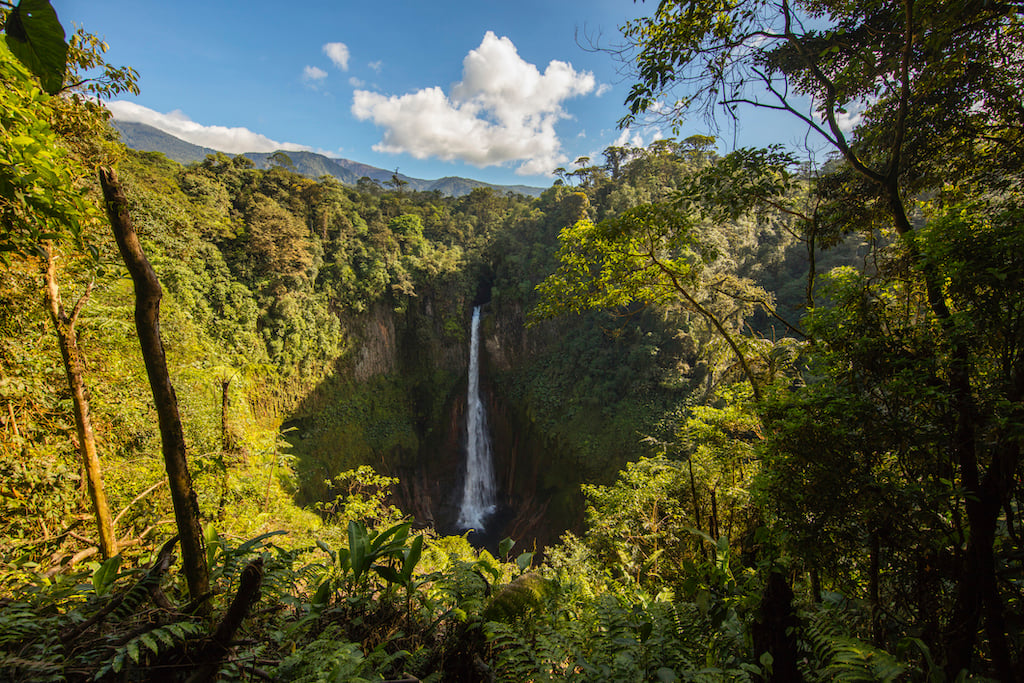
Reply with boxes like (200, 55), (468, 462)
(323, 42), (350, 70)
(303, 65), (327, 83)
(352, 31), (595, 176)
(595, 83), (612, 97)
(106, 101), (311, 154)
(613, 126), (657, 149)
(368, 60), (383, 73)
(812, 96), (874, 134)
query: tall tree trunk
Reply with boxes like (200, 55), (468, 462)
(809, 567), (821, 603)
(804, 220), (816, 311)
(751, 571), (804, 683)
(42, 247), (117, 559)
(868, 531), (882, 646)
(217, 377), (232, 519)
(709, 487), (720, 541)
(826, 59), (1016, 674)
(220, 378), (231, 454)
(99, 166), (210, 607)
(687, 456), (705, 558)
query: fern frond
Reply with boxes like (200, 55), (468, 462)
(92, 620), (203, 681)
(824, 637), (906, 682)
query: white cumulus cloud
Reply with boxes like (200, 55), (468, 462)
(323, 42), (350, 70)
(105, 101), (311, 154)
(351, 31), (595, 176)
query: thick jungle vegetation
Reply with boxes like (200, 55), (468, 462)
(1, 0), (1022, 681)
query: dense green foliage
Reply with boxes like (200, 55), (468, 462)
(2, 0), (1024, 680)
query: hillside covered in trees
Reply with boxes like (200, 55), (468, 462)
(1, 0), (1023, 681)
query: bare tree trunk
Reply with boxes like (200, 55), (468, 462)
(809, 566), (821, 603)
(220, 377), (231, 453)
(709, 488), (720, 541)
(42, 247), (117, 560)
(687, 456), (705, 558)
(186, 558), (264, 683)
(99, 166), (209, 607)
(868, 531), (882, 646)
(804, 221), (816, 311)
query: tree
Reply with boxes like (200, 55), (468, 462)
(42, 248), (116, 558)
(100, 166), (210, 608)
(1, 4), (137, 561)
(0, 38), (93, 259)
(534, 202), (767, 400)
(619, 0), (1024, 675)
(267, 150), (294, 170)
(384, 169), (409, 193)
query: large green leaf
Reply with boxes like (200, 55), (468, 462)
(91, 554), (123, 596)
(400, 534), (423, 583)
(369, 521), (410, 553)
(348, 520), (368, 582)
(4, 0), (67, 95)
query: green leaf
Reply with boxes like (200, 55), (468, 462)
(499, 537), (515, 559)
(204, 523), (221, 569)
(91, 554), (122, 596)
(348, 520), (368, 582)
(152, 626), (175, 648)
(370, 521), (410, 553)
(336, 547), (350, 572)
(515, 551), (534, 573)
(4, 0), (68, 95)
(401, 534), (423, 583)
(139, 632), (159, 655)
(315, 539), (336, 562)
(656, 666), (678, 682)
(233, 529), (287, 556)
(311, 580), (332, 609)
(373, 565), (402, 584)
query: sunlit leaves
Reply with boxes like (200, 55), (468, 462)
(534, 203), (702, 321)
(0, 41), (95, 260)
(674, 146), (796, 223)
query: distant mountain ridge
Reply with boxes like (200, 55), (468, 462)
(111, 121), (545, 198)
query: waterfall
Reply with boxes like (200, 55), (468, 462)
(456, 306), (496, 531)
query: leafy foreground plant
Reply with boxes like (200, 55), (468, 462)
(0, 533), (272, 682)
(0, 514), (496, 681)
(2, 514), (951, 682)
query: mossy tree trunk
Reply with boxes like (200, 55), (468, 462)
(42, 246), (117, 559)
(99, 166), (210, 606)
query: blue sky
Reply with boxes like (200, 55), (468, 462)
(57, 0), (808, 188)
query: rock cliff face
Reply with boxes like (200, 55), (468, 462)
(350, 292), (470, 382)
(352, 303), (399, 381)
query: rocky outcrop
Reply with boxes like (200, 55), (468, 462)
(352, 302), (399, 381)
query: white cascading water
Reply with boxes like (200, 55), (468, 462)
(456, 306), (496, 530)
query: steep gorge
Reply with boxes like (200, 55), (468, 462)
(284, 281), (586, 550)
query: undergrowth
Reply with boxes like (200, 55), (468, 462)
(0, 518), (938, 682)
